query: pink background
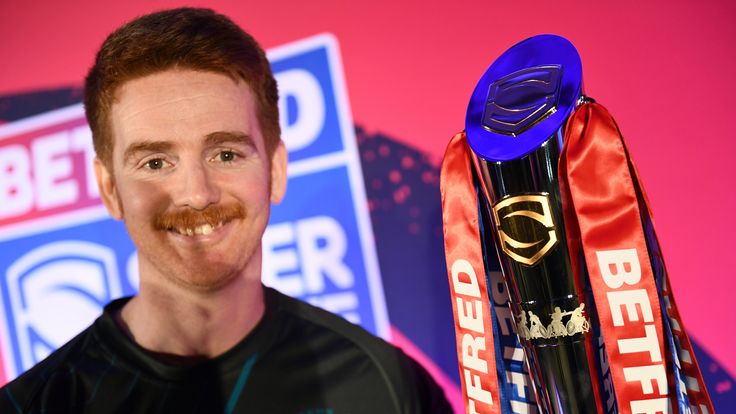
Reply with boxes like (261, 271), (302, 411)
(1, 0), (734, 383)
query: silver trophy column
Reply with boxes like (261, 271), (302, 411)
(466, 35), (607, 413)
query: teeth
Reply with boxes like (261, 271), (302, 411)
(174, 222), (223, 236)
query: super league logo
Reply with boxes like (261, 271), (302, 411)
(492, 193), (558, 266)
(482, 65), (562, 136)
(5, 241), (123, 372)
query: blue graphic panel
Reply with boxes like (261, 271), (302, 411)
(271, 46), (344, 162)
(265, 165), (375, 332)
(0, 218), (137, 376)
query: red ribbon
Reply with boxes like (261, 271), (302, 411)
(625, 124), (714, 414)
(440, 132), (501, 414)
(559, 102), (714, 414)
(440, 102), (714, 414)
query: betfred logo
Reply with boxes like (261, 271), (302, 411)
(450, 259), (496, 412)
(0, 104), (100, 227)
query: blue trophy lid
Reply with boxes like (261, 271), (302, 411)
(465, 34), (582, 162)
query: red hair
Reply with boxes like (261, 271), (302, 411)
(84, 8), (280, 168)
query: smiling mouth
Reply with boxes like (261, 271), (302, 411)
(154, 204), (245, 238)
(170, 221), (226, 237)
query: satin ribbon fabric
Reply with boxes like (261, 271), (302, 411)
(441, 132), (502, 414)
(440, 102), (714, 414)
(559, 102), (713, 414)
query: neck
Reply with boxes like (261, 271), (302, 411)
(118, 266), (265, 359)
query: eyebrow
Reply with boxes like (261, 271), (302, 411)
(204, 131), (255, 148)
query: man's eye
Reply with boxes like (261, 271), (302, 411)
(146, 159), (166, 170)
(219, 150), (237, 162)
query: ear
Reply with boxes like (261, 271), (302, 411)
(94, 158), (123, 219)
(269, 141), (288, 204)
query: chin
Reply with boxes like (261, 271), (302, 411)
(151, 259), (244, 294)
(173, 272), (239, 293)
(135, 238), (259, 294)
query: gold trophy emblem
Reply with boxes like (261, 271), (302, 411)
(491, 193), (558, 266)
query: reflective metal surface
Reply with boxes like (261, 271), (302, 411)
(474, 135), (599, 414)
(466, 35), (604, 413)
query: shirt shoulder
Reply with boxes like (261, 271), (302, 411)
(0, 297), (131, 414)
(0, 322), (102, 413)
(265, 287), (452, 413)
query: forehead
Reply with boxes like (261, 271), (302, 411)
(109, 69), (260, 150)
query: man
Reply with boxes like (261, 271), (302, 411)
(1, 8), (451, 413)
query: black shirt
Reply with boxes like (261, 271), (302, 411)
(1, 287), (451, 413)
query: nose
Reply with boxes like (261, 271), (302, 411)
(173, 161), (220, 210)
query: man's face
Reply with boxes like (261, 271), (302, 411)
(95, 69), (286, 292)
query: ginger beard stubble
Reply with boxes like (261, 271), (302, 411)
(150, 203), (250, 290)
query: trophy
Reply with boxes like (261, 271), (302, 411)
(440, 34), (714, 414)
(466, 34), (599, 414)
